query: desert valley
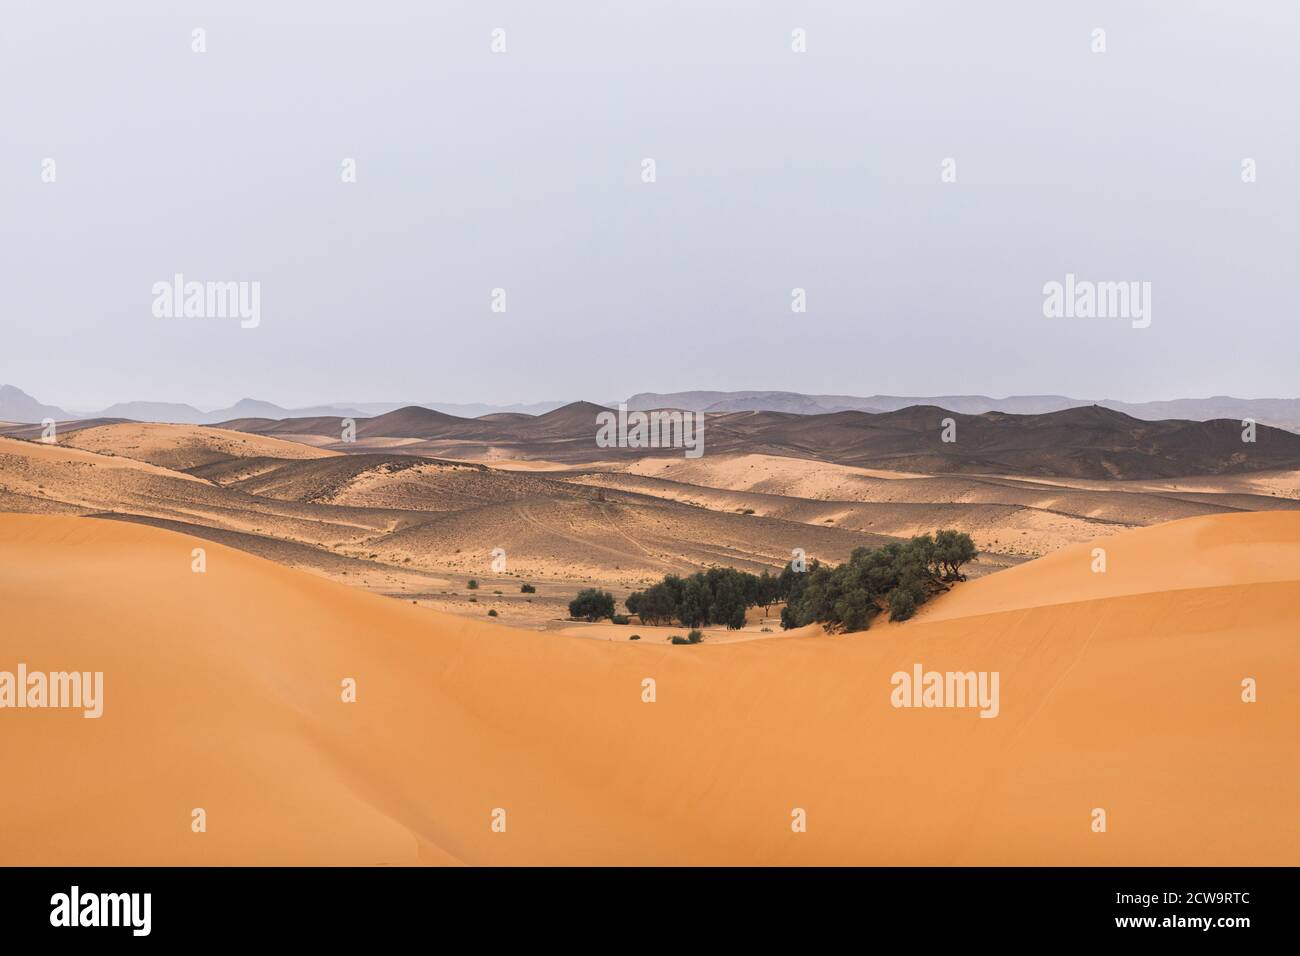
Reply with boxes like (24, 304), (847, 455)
(3, 398), (1299, 637)
(2, 393), (1299, 865)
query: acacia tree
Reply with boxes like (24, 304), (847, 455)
(629, 583), (676, 625)
(612, 530), (977, 635)
(569, 588), (615, 622)
(933, 530), (978, 581)
(678, 576), (712, 628)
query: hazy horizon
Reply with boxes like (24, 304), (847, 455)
(5, 1), (1298, 408)
(9, 382), (1300, 417)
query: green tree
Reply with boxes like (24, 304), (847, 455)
(709, 570), (748, 630)
(888, 587), (918, 621)
(933, 529), (978, 581)
(635, 583), (677, 625)
(678, 575), (712, 628)
(569, 588), (615, 622)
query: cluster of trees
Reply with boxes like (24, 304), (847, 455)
(625, 567), (788, 630)
(616, 531), (977, 633)
(780, 531), (977, 630)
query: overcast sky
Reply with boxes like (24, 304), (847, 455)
(3, 1), (1297, 409)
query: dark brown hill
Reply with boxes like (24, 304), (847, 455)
(213, 402), (1300, 479)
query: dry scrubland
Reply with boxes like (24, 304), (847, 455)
(2, 418), (1298, 632)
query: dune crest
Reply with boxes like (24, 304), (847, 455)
(1, 512), (1296, 865)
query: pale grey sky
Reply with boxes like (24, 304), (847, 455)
(3, 0), (1297, 409)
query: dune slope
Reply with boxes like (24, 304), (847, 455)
(1, 512), (1296, 865)
(65, 422), (339, 470)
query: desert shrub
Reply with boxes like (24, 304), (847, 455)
(629, 634), (641, 641)
(467, 579), (479, 590)
(678, 576), (712, 628)
(569, 588), (615, 622)
(933, 529), (978, 581)
(887, 588), (917, 621)
(707, 568), (749, 629)
(611, 614), (630, 625)
(670, 635), (691, 645)
(632, 582), (677, 625)
(614, 530), (974, 635)
(778, 531), (975, 632)
(834, 587), (874, 632)
(754, 571), (781, 612)
(520, 583), (536, 593)
(687, 629), (703, 644)
(487, 609), (498, 617)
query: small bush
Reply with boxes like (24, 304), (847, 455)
(611, 614), (630, 625)
(670, 635), (691, 645)
(520, 583), (536, 594)
(467, 579), (479, 590)
(629, 634), (641, 641)
(687, 629), (703, 644)
(487, 609), (498, 617)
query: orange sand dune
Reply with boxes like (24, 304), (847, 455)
(1, 512), (1296, 865)
(918, 511), (1300, 622)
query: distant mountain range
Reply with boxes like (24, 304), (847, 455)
(625, 390), (1300, 431)
(0, 386), (566, 426)
(0, 385), (67, 424)
(201, 401), (1300, 480)
(4, 384), (1299, 434)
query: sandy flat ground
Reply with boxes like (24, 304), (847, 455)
(1, 510), (1295, 865)
(554, 604), (798, 644)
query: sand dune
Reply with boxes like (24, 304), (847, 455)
(2, 511), (1295, 865)
(66, 422), (338, 471)
(0, 436), (916, 606)
(917, 509), (1300, 621)
(598, 453), (1299, 556)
